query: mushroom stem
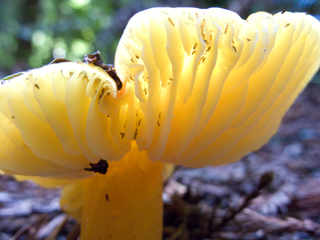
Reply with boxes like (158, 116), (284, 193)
(80, 143), (163, 240)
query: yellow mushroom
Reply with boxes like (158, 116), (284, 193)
(1, 7), (320, 240)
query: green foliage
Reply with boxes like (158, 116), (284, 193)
(1, 0), (121, 75)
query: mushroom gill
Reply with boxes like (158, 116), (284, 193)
(0, 62), (120, 178)
(115, 8), (320, 167)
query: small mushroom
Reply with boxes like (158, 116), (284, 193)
(1, 7), (320, 240)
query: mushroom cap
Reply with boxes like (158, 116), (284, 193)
(1, 8), (320, 178)
(0, 62), (119, 178)
(115, 8), (320, 167)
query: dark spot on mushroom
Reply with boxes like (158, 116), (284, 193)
(138, 119), (142, 126)
(11, 116), (14, 119)
(99, 88), (105, 102)
(199, 56), (206, 64)
(135, 54), (140, 59)
(193, 43), (198, 50)
(201, 19), (205, 28)
(84, 159), (109, 175)
(247, 38), (251, 41)
(225, 25), (229, 34)
(281, 10), (286, 14)
(131, 58), (134, 63)
(105, 194), (109, 202)
(157, 112), (161, 126)
(120, 132), (125, 139)
(284, 23), (290, 28)
(232, 46), (237, 52)
(206, 46), (211, 52)
(34, 84), (40, 89)
(202, 33), (206, 41)
(168, 17), (175, 26)
(134, 128), (138, 140)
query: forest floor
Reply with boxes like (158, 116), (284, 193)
(0, 83), (319, 240)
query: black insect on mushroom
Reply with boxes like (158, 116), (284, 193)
(82, 51), (123, 91)
(84, 159), (109, 175)
(50, 51), (123, 91)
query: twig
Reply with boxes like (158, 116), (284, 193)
(243, 208), (320, 236)
(206, 198), (221, 237)
(213, 172), (274, 231)
(10, 225), (35, 240)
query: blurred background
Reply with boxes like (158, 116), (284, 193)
(1, 0), (320, 79)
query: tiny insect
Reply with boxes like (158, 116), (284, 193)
(49, 58), (71, 64)
(50, 51), (122, 91)
(0, 72), (26, 81)
(82, 51), (122, 91)
(84, 159), (109, 175)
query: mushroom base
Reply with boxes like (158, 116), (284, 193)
(80, 144), (163, 240)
